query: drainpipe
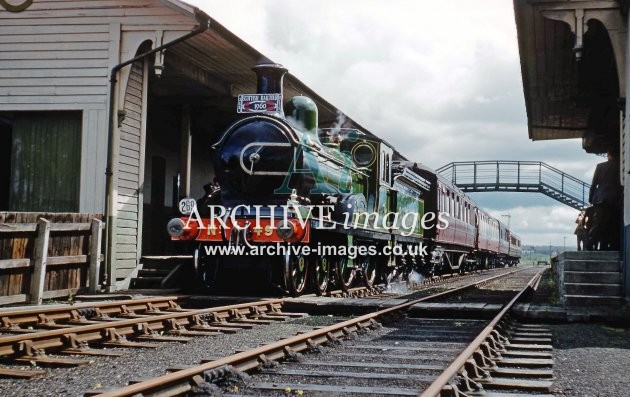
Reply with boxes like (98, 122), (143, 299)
(103, 9), (211, 291)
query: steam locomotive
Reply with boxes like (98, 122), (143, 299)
(167, 63), (521, 295)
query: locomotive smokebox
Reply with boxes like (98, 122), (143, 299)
(252, 62), (288, 98)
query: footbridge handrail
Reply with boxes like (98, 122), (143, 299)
(435, 160), (591, 210)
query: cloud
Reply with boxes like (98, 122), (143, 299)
(486, 204), (580, 246)
(187, 0), (604, 246)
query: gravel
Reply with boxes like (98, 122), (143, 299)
(393, 266), (529, 301)
(0, 265), (545, 396)
(0, 315), (346, 397)
(227, 317), (485, 396)
(550, 323), (630, 397)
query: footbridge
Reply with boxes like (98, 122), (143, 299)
(435, 161), (590, 210)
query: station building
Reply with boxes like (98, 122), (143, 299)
(0, 0), (372, 297)
(514, 0), (629, 302)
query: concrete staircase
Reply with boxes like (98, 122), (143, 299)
(554, 251), (623, 306)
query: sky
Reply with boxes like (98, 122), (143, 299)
(186, 0), (604, 247)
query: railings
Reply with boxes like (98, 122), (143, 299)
(436, 161), (590, 209)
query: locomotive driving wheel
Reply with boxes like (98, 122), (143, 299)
(359, 254), (378, 287)
(311, 255), (330, 295)
(334, 256), (355, 291)
(283, 252), (309, 296)
(194, 245), (219, 290)
(381, 263), (396, 286)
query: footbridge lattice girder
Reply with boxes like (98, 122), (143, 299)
(435, 161), (590, 210)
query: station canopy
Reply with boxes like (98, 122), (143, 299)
(513, 0), (622, 153)
(154, 0), (402, 156)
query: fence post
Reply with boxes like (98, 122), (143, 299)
(89, 219), (103, 293)
(29, 218), (50, 305)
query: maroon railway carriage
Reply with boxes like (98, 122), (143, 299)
(399, 162), (521, 275)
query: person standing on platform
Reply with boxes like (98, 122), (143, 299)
(588, 149), (622, 250)
(574, 210), (587, 251)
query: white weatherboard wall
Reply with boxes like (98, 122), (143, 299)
(0, 0), (197, 285)
(114, 59), (148, 280)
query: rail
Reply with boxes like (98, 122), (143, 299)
(420, 268), (545, 396)
(435, 161), (590, 209)
(90, 267), (529, 397)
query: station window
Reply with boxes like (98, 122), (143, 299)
(0, 111), (81, 212)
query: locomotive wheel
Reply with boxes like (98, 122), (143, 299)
(311, 255), (331, 295)
(457, 254), (467, 274)
(194, 245), (219, 290)
(283, 252), (308, 297)
(480, 257), (488, 270)
(381, 264), (396, 286)
(335, 256), (355, 291)
(402, 254), (416, 281)
(360, 255), (378, 287)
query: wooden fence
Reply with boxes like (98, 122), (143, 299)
(0, 213), (104, 305)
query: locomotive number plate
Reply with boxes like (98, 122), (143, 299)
(237, 94), (282, 113)
(178, 198), (197, 215)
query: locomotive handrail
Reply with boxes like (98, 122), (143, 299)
(435, 160), (590, 210)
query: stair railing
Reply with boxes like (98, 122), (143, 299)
(435, 161), (590, 210)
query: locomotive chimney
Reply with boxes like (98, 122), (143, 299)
(252, 62), (288, 97)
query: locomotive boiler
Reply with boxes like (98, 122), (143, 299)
(167, 63), (521, 296)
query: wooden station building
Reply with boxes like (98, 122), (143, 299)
(514, 0), (630, 302)
(0, 0), (371, 300)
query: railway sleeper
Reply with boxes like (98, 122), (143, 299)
(36, 314), (74, 330)
(451, 369), (485, 395)
(0, 366), (46, 379)
(247, 306), (288, 321)
(89, 308), (115, 322)
(473, 348), (496, 369)
(60, 333), (123, 357)
(100, 327), (159, 349)
(66, 310), (103, 325)
(186, 314), (238, 334)
(202, 313), (253, 329)
(133, 322), (191, 343)
(257, 353), (280, 369)
(162, 318), (220, 337)
(0, 317), (33, 333)
(14, 340), (89, 367)
(464, 357), (492, 382)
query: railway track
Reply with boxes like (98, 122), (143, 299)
(0, 265), (513, 336)
(81, 266), (537, 396)
(0, 297), (307, 379)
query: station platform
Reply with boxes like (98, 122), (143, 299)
(514, 303), (630, 324)
(551, 251), (624, 307)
